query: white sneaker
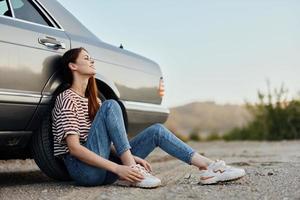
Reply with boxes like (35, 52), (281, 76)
(115, 164), (161, 188)
(199, 160), (246, 185)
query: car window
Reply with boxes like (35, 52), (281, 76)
(10, 0), (53, 27)
(0, 0), (12, 17)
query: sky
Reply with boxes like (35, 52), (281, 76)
(57, 0), (300, 108)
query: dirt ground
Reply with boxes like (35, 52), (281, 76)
(0, 141), (299, 200)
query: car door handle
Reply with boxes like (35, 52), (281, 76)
(38, 37), (66, 49)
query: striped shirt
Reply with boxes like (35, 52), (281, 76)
(52, 88), (100, 157)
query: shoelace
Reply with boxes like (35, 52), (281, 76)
(131, 164), (151, 176)
(209, 159), (228, 171)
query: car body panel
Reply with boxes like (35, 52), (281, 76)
(0, 12), (70, 130)
(38, 0), (163, 104)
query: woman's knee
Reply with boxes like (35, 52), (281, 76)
(101, 99), (121, 112)
(150, 123), (167, 140)
(151, 123), (164, 131)
(102, 99), (119, 107)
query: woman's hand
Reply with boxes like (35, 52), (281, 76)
(115, 165), (144, 183)
(133, 156), (152, 172)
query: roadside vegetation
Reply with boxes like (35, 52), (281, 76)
(171, 83), (300, 141)
(223, 84), (300, 141)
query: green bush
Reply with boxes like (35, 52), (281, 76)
(190, 133), (201, 141)
(223, 84), (300, 140)
(206, 132), (222, 141)
(189, 127), (202, 141)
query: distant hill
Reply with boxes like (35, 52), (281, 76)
(164, 101), (252, 137)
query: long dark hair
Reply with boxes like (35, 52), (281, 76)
(61, 47), (100, 121)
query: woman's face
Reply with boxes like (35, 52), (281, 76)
(72, 50), (96, 76)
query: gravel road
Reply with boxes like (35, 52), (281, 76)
(0, 141), (299, 200)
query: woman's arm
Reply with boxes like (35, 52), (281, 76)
(108, 143), (152, 172)
(66, 134), (118, 173)
(109, 143), (151, 172)
(65, 134), (144, 182)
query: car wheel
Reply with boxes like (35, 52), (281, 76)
(31, 110), (71, 181)
(31, 89), (107, 181)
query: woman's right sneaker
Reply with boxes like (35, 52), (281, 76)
(115, 164), (161, 188)
(199, 160), (246, 185)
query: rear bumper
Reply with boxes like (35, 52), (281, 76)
(121, 100), (170, 136)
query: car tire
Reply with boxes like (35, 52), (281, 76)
(31, 89), (106, 181)
(31, 110), (71, 181)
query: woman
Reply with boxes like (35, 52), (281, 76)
(52, 47), (246, 188)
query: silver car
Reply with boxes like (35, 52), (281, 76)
(0, 0), (169, 180)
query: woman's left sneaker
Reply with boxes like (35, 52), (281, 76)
(199, 160), (246, 185)
(115, 164), (161, 188)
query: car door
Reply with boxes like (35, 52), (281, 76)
(0, 0), (70, 130)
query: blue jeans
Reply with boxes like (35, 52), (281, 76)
(63, 99), (195, 186)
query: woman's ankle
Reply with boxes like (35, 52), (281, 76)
(191, 153), (213, 170)
(120, 150), (136, 166)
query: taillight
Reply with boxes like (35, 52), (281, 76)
(158, 77), (165, 97)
